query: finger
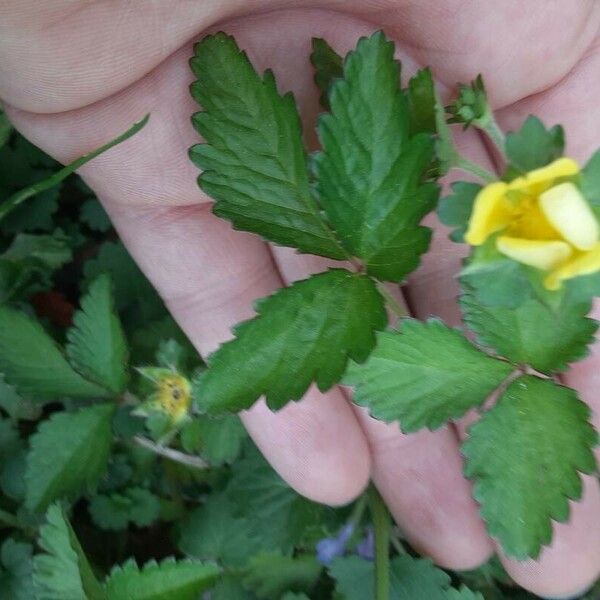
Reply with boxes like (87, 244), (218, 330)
(6, 38), (372, 507)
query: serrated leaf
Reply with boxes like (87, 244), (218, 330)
(461, 291), (597, 374)
(104, 557), (220, 600)
(66, 274), (129, 394)
(25, 403), (114, 512)
(241, 553), (321, 599)
(505, 116), (564, 174)
(330, 555), (455, 600)
(438, 182), (482, 242)
(33, 504), (106, 600)
(463, 375), (598, 559)
(194, 269), (386, 412)
(315, 32), (438, 282)
(407, 68), (437, 135)
(89, 487), (160, 531)
(0, 539), (34, 600)
(346, 319), (513, 432)
(0, 306), (109, 400)
(310, 37), (343, 110)
(190, 32), (346, 260)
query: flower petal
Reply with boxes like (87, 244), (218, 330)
(545, 242), (600, 290)
(496, 236), (572, 270)
(539, 182), (599, 250)
(465, 182), (512, 245)
(507, 157), (579, 197)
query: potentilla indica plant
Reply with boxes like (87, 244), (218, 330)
(188, 29), (600, 573)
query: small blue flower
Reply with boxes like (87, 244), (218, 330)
(355, 527), (375, 561)
(316, 523), (355, 565)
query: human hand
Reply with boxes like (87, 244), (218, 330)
(2, 2), (600, 596)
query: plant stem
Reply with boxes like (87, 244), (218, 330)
(133, 435), (209, 470)
(0, 114), (150, 222)
(370, 486), (391, 600)
(349, 490), (368, 528)
(483, 118), (507, 159)
(377, 283), (408, 319)
(454, 156), (496, 183)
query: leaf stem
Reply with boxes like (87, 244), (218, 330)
(377, 283), (409, 318)
(483, 118), (507, 159)
(454, 156), (496, 183)
(370, 486), (391, 600)
(0, 114), (150, 222)
(133, 435), (209, 470)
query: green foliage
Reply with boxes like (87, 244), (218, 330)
(581, 148), (600, 210)
(89, 487), (161, 531)
(505, 116), (564, 173)
(194, 269), (386, 412)
(104, 557), (220, 600)
(464, 376), (598, 559)
(461, 291), (597, 374)
(66, 274), (129, 394)
(25, 404), (114, 512)
(407, 68), (437, 135)
(0, 539), (35, 600)
(79, 198), (112, 232)
(446, 75), (490, 129)
(190, 32), (346, 260)
(347, 319), (513, 432)
(438, 182), (482, 242)
(310, 37), (343, 110)
(314, 32), (438, 281)
(0, 306), (109, 400)
(33, 504), (106, 600)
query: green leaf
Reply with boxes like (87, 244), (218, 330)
(463, 375), (598, 559)
(310, 37), (343, 110)
(0, 416), (26, 500)
(66, 274), (129, 394)
(330, 555), (455, 600)
(445, 588), (484, 600)
(407, 68), (437, 135)
(25, 403), (114, 512)
(505, 116), (564, 173)
(194, 269), (386, 412)
(33, 504), (106, 600)
(581, 148), (600, 213)
(315, 31), (438, 281)
(104, 557), (220, 600)
(0, 539), (34, 600)
(180, 415), (247, 465)
(0, 306), (109, 400)
(190, 32), (346, 260)
(346, 319), (513, 432)
(89, 487), (161, 531)
(80, 198), (112, 232)
(461, 291), (597, 374)
(437, 182), (482, 242)
(212, 575), (257, 600)
(241, 553), (321, 599)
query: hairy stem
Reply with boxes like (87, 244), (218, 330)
(377, 282), (409, 319)
(455, 156), (496, 183)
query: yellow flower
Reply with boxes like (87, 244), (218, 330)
(154, 374), (191, 423)
(465, 158), (600, 290)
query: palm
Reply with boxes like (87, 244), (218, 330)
(2, 2), (600, 596)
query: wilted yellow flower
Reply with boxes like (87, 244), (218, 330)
(154, 374), (191, 422)
(465, 158), (600, 290)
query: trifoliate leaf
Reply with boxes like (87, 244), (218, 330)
(407, 68), (437, 135)
(461, 291), (597, 374)
(315, 32), (438, 281)
(79, 198), (112, 232)
(463, 375), (598, 559)
(346, 319), (513, 432)
(89, 487), (161, 531)
(194, 269), (386, 412)
(0, 306), (109, 400)
(241, 553), (321, 599)
(310, 38), (343, 110)
(66, 274), (129, 394)
(104, 557), (220, 600)
(505, 116), (564, 174)
(0, 539), (34, 600)
(25, 403), (114, 512)
(190, 32), (346, 260)
(33, 504), (106, 600)
(330, 555), (454, 600)
(180, 415), (246, 465)
(178, 494), (263, 568)
(438, 182), (482, 242)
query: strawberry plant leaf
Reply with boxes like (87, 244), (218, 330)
(407, 68), (437, 135)
(0, 539), (34, 600)
(66, 274), (129, 394)
(346, 319), (513, 432)
(463, 375), (598, 559)
(25, 403), (114, 512)
(314, 31), (438, 281)
(310, 38), (343, 110)
(0, 306), (109, 400)
(104, 557), (220, 600)
(190, 33), (347, 260)
(89, 487), (161, 531)
(193, 269), (386, 412)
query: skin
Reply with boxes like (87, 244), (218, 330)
(2, 1), (600, 596)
